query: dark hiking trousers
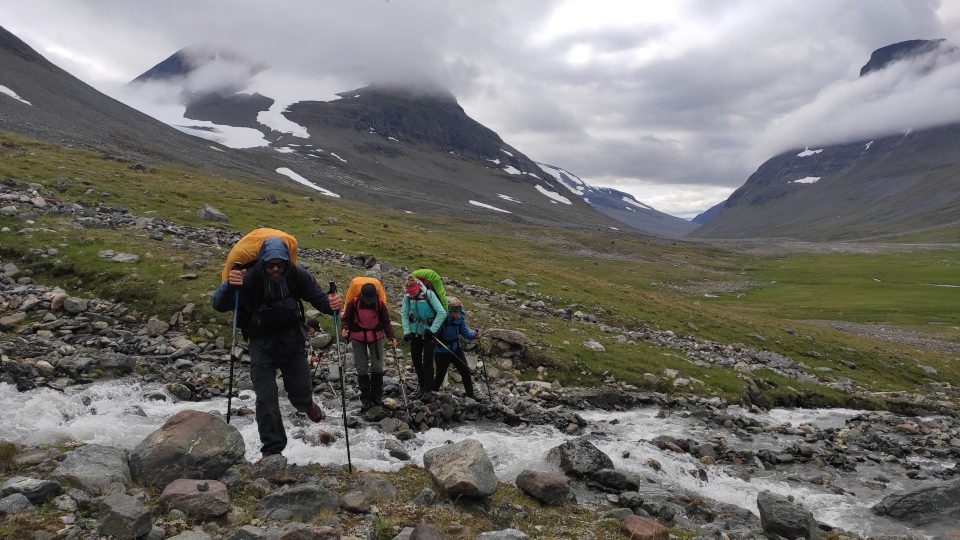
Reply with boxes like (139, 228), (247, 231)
(410, 336), (435, 392)
(250, 345), (313, 454)
(433, 349), (474, 397)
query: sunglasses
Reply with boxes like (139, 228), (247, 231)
(265, 261), (287, 270)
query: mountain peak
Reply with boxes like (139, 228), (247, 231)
(131, 46), (259, 85)
(859, 39), (946, 76)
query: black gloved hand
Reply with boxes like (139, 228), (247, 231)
(424, 330), (433, 339)
(403, 333), (412, 342)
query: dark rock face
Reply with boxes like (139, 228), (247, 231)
(129, 410), (245, 488)
(286, 85), (507, 161)
(545, 438), (614, 478)
(756, 491), (818, 540)
(872, 479), (960, 526)
(860, 39), (946, 76)
(184, 92), (274, 130)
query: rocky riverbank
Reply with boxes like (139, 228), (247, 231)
(4, 182), (960, 538)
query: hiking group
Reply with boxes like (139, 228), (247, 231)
(211, 228), (482, 463)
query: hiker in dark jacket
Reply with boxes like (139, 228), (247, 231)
(431, 296), (479, 399)
(212, 237), (343, 463)
(400, 274), (446, 397)
(341, 283), (397, 411)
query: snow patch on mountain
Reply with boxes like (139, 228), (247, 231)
(176, 122), (269, 148)
(497, 194), (522, 204)
(503, 165), (522, 175)
(500, 148), (514, 157)
(330, 152), (348, 163)
(535, 184), (572, 205)
(797, 147), (823, 157)
(865, 141), (874, 150)
(623, 196), (653, 210)
(257, 103), (310, 138)
(275, 147), (295, 154)
(790, 177), (821, 184)
(469, 200), (511, 213)
(537, 162), (587, 196)
(275, 167), (340, 198)
(0, 84), (31, 106)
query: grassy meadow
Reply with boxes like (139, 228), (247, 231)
(2, 130), (958, 406)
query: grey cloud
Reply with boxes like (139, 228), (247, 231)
(3, 0), (959, 217)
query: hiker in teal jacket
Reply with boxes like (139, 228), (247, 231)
(400, 274), (446, 396)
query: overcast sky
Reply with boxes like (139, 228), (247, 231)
(4, 0), (960, 218)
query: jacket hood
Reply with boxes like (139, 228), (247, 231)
(259, 237), (290, 263)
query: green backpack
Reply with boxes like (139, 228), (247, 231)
(412, 268), (448, 310)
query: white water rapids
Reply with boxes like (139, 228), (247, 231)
(0, 380), (924, 535)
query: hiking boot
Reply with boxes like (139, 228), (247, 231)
(307, 402), (326, 423)
(254, 452), (279, 466)
(370, 372), (384, 408)
(357, 373), (372, 412)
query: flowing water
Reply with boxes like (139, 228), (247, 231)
(0, 380), (930, 536)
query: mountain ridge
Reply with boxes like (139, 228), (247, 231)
(691, 39), (960, 240)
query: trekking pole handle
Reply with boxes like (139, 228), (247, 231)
(327, 281), (338, 294)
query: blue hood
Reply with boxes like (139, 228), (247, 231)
(259, 237), (290, 264)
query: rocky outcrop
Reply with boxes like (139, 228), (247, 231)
(129, 410), (245, 488)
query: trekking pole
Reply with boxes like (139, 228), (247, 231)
(474, 331), (494, 400)
(226, 262), (243, 424)
(391, 342), (411, 418)
(431, 335), (489, 400)
(329, 281), (352, 473)
(310, 341), (321, 379)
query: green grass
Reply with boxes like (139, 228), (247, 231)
(2, 130), (959, 405)
(713, 251), (960, 327)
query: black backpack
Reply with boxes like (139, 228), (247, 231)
(239, 267), (305, 340)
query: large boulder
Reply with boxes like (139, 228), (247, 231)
(129, 410), (245, 488)
(0, 493), (34, 516)
(51, 444), (131, 495)
(197, 204), (228, 222)
(423, 439), (497, 499)
(544, 438), (614, 478)
(0, 476), (61, 504)
(515, 470), (569, 506)
(872, 479), (960, 526)
(757, 491), (818, 540)
(99, 493), (152, 540)
(160, 479), (230, 519)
